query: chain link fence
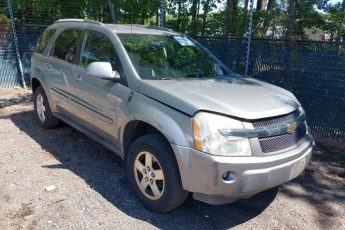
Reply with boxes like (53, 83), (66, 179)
(0, 0), (344, 143)
(246, 0), (345, 143)
(0, 1), (21, 88)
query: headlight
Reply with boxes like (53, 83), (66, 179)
(192, 112), (252, 156)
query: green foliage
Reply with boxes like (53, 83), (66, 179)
(4, 0), (345, 41)
(322, 1), (345, 41)
(0, 14), (10, 32)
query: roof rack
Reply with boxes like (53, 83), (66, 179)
(54, 19), (103, 25)
(145, 25), (172, 32)
(128, 24), (172, 32)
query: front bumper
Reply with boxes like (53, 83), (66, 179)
(172, 134), (314, 205)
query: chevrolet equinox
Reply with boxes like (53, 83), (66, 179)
(31, 19), (314, 213)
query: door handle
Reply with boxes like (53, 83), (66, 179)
(46, 64), (53, 72)
(73, 74), (82, 82)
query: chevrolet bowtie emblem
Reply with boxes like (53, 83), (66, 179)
(287, 123), (297, 134)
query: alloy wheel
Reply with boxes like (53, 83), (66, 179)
(133, 151), (165, 200)
(36, 94), (46, 121)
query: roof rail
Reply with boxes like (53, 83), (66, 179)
(145, 25), (172, 32)
(129, 24), (172, 32)
(54, 19), (103, 25)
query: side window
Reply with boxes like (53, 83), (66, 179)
(36, 29), (56, 54)
(50, 29), (82, 63)
(80, 31), (119, 70)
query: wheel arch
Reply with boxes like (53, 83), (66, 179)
(31, 77), (56, 112)
(31, 77), (42, 93)
(122, 119), (173, 160)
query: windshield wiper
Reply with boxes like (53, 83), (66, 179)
(186, 74), (210, 78)
(160, 77), (174, 80)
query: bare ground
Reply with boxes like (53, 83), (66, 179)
(0, 88), (344, 230)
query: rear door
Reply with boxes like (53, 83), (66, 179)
(31, 28), (57, 104)
(46, 29), (83, 116)
(69, 30), (125, 143)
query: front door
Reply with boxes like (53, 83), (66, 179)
(69, 30), (124, 143)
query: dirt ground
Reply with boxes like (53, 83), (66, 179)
(0, 88), (344, 230)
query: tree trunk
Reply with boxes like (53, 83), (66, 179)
(256, 0), (265, 11)
(267, 0), (274, 9)
(223, 0), (234, 36)
(263, 0), (275, 36)
(177, 0), (181, 30)
(108, 0), (116, 24)
(156, 9), (159, 26)
(233, 0), (238, 11)
(197, 0), (200, 22)
(244, 0), (249, 12)
(20, 0), (31, 23)
(240, 0), (249, 37)
(141, 11), (145, 24)
(287, 0), (298, 41)
(191, 0), (198, 28)
(202, 0), (210, 35)
(342, 0), (345, 41)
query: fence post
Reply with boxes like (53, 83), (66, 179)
(245, 0), (254, 77)
(108, 0), (116, 24)
(7, 0), (26, 89)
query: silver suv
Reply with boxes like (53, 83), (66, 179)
(31, 19), (314, 213)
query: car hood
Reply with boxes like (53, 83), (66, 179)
(139, 77), (300, 120)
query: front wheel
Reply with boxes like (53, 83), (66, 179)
(127, 134), (189, 213)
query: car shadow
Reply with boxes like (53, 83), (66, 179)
(0, 93), (32, 110)
(11, 110), (277, 229)
(279, 141), (345, 229)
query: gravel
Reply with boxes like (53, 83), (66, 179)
(0, 88), (344, 230)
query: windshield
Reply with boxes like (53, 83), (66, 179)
(117, 34), (230, 80)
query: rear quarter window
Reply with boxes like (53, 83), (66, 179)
(36, 29), (56, 54)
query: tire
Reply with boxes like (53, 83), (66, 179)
(33, 86), (60, 128)
(126, 134), (189, 213)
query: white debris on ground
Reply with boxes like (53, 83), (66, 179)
(45, 185), (57, 192)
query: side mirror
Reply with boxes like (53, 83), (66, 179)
(86, 62), (120, 82)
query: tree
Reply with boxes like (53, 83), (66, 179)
(190, 0), (198, 27)
(177, 0), (183, 30)
(2, 0), (342, 41)
(324, 0), (345, 41)
(239, 0), (249, 37)
(256, 0), (265, 11)
(0, 14), (10, 34)
(189, 0), (200, 36)
(287, 0), (298, 40)
(263, 0), (276, 36)
(201, 0), (211, 35)
(341, 0), (345, 42)
(166, 0), (189, 32)
(223, 0), (236, 36)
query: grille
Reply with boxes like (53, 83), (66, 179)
(252, 110), (307, 153)
(259, 124), (306, 153)
(252, 110), (300, 128)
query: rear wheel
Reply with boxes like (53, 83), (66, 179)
(34, 86), (60, 128)
(127, 134), (189, 213)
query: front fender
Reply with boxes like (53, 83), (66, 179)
(118, 89), (194, 152)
